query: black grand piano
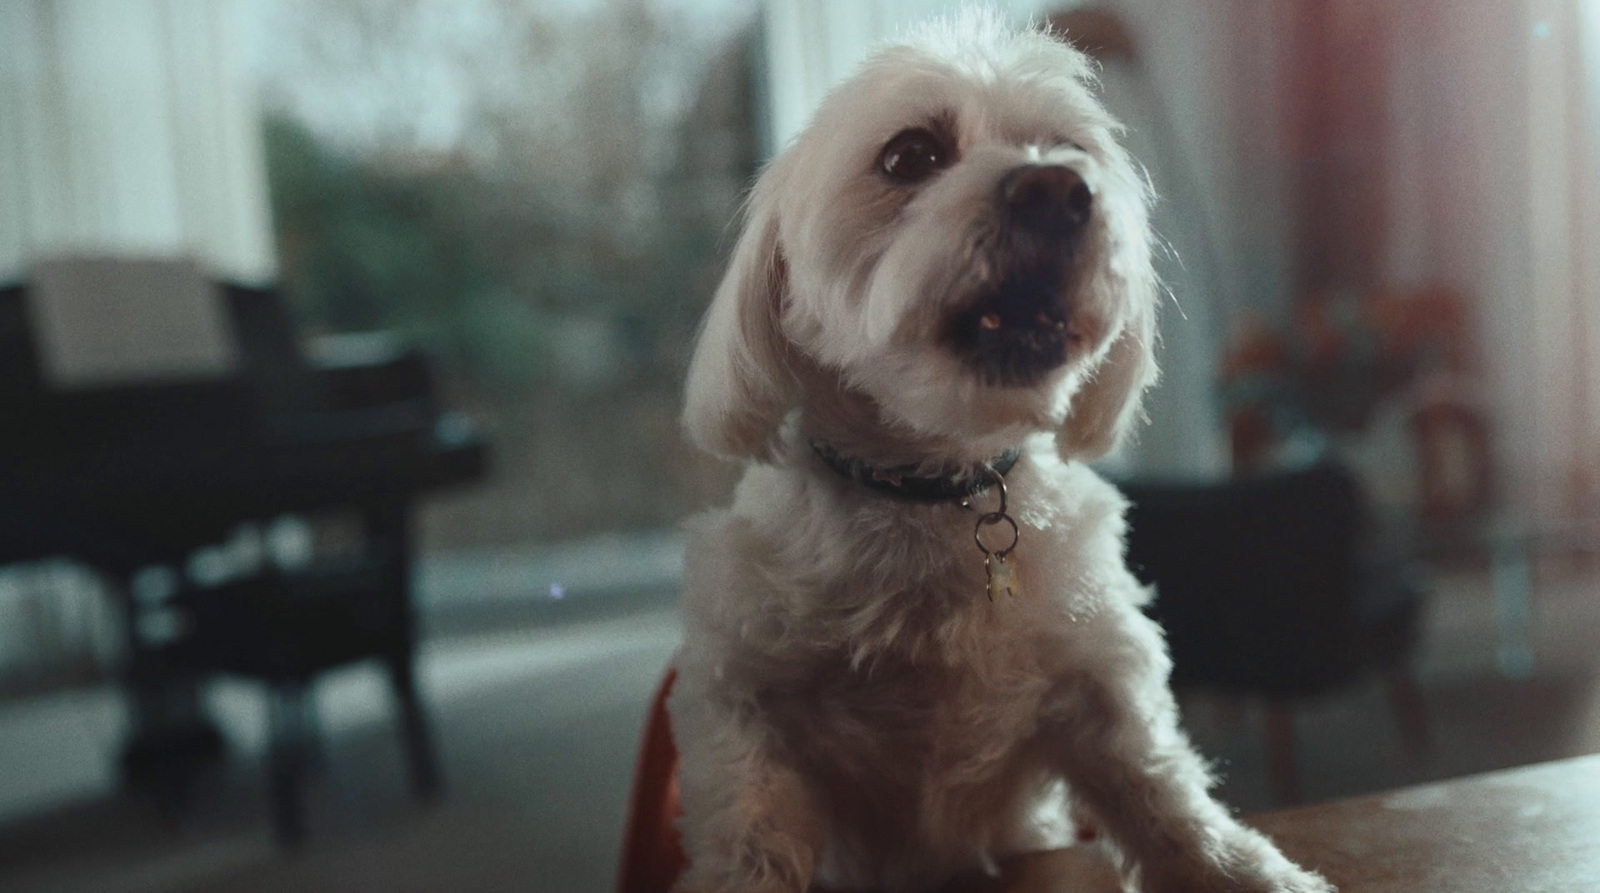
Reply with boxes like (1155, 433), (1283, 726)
(0, 273), (488, 843)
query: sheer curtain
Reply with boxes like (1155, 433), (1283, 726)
(1580, 1), (1600, 506)
(1385, 0), (1600, 518)
(0, 0), (277, 284)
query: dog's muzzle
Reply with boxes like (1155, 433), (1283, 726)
(945, 164), (1093, 388)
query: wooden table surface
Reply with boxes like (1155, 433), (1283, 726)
(959, 754), (1600, 893)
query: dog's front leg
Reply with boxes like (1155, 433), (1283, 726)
(670, 691), (825, 893)
(1041, 609), (1333, 893)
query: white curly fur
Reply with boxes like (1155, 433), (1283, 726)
(670, 10), (1333, 893)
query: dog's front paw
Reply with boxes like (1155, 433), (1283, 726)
(1142, 827), (1334, 893)
(1208, 859), (1334, 893)
(670, 850), (813, 893)
(671, 878), (802, 893)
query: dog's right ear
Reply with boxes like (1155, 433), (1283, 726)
(682, 173), (795, 460)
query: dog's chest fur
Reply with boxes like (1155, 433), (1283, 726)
(767, 626), (1058, 851)
(764, 588), (1054, 785)
(679, 450), (1120, 885)
(737, 542), (1065, 887)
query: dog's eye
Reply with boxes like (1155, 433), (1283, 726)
(879, 128), (952, 183)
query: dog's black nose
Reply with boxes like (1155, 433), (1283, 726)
(1000, 165), (1092, 234)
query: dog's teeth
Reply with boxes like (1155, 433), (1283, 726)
(979, 313), (1002, 331)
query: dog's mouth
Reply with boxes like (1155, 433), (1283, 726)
(945, 269), (1084, 388)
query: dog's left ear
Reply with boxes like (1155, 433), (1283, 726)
(681, 167), (796, 460)
(1058, 276), (1158, 462)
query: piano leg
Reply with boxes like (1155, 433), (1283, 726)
(388, 654), (443, 801)
(115, 568), (225, 808)
(119, 667), (225, 820)
(267, 680), (312, 846)
(365, 499), (445, 802)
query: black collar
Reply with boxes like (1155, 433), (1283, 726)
(809, 440), (1021, 502)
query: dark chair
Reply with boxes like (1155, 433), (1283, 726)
(1119, 462), (1427, 802)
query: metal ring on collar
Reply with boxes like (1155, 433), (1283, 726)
(974, 511), (1019, 557)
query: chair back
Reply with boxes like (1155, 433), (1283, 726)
(1121, 463), (1367, 696)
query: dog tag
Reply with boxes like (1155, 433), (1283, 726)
(985, 551), (1020, 601)
(971, 468), (1021, 603)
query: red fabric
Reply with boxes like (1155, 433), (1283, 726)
(616, 667), (686, 893)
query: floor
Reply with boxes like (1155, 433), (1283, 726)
(0, 560), (1597, 893)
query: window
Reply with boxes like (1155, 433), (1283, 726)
(249, 0), (761, 548)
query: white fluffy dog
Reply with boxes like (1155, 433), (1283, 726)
(669, 11), (1331, 893)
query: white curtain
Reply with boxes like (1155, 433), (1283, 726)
(0, 0), (277, 284)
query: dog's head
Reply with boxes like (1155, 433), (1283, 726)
(684, 11), (1158, 464)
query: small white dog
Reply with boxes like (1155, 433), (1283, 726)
(670, 11), (1331, 893)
